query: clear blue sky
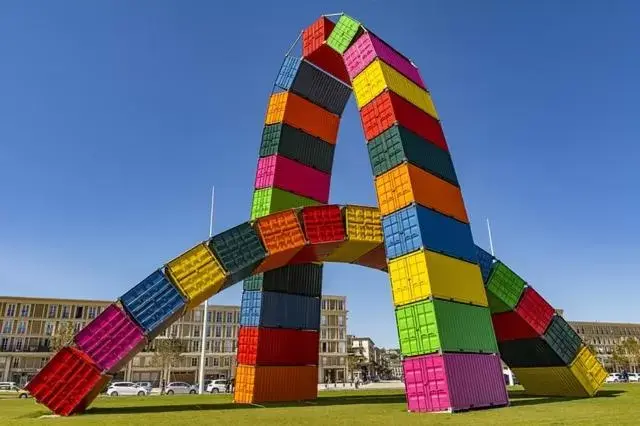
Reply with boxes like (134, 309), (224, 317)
(1, 1), (638, 347)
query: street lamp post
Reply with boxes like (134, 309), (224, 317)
(198, 186), (215, 394)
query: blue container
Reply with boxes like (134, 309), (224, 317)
(240, 290), (320, 330)
(382, 204), (477, 263)
(475, 245), (495, 284)
(275, 56), (300, 91)
(119, 269), (187, 339)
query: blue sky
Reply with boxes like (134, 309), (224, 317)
(1, 1), (638, 347)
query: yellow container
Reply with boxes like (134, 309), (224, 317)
(569, 345), (607, 397)
(233, 365), (255, 404)
(352, 59), (439, 119)
(511, 367), (591, 397)
(264, 92), (287, 124)
(324, 205), (383, 263)
(165, 243), (228, 309)
(388, 249), (487, 307)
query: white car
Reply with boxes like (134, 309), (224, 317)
(628, 373), (640, 383)
(106, 381), (148, 397)
(605, 373), (622, 383)
(165, 382), (197, 395)
(206, 379), (227, 394)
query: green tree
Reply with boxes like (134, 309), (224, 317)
(613, 337), (640, 372)
(151, 336), (187, 389)
(346, 347), (366, 382)
(50, 321), (76, 352)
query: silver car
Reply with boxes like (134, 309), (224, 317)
(135, 382), (153, 394)
(165, 382), (197, 395)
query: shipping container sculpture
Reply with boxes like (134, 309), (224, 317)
(26, 13), (606, 416)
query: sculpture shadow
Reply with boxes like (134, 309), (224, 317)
(507, 389), (624, 408)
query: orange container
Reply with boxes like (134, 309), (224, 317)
(375, 163), (469, 223)
(264, 92), (340, 144)
(234, 364), (318, 404)
(254, 210), (307, 273)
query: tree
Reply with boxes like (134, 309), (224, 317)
(612, 337), (640, 372)
(346, 347), (366, 382)
(50, 321), (76, 352)
(151, 336), (187, 389)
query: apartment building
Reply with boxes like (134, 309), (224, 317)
(569, 321), (640, 371)
(1, 294), (348, 386)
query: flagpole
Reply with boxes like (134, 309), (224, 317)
(198, 185), (214, 394)
(487, 218), (495, 256)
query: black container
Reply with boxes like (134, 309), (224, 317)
(543, 315), (582, 365)
(242, 263), (323, 298)
(208, 222), (266, 287)
(260, 124), (335, 174)
(498, 337), (565, 368)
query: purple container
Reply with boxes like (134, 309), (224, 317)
(74, 303), (147, 374)
(403, 353), (509, 413)
(343, 32), (426, 89)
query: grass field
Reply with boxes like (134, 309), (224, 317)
(0, 384), (637, 425)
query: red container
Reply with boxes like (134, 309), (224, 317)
(237, 327), (319, 366)
(515, 286), (555, 335)
(491, 310), (540, 342)
(255, 154), (330, 204)
(25, 346), (111, 416)
(360, 90), (448, 150)
(302, 17), (350, 84)
(291, 205), (346, 263)
(403, 352), (508, 413)
(352, 243), (388, 271)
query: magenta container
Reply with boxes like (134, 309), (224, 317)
(254, 154), (330, 203)
(343, 32), (426, 89)
(74, 303), (147, 374)
(403, 353), (508, 413)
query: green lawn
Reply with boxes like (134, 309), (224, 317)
(0, 385), (637, 425)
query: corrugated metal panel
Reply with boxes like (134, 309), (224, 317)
(250, 187), (320, 220)
(165, 243), (228, 309)
(289, 60), (352, 116)
(543, 315), (582, 365)
(388, 249), (488, 307)
(351, 243), (388, 271)
(242, 264), (323, 297)
(498, 337), (565, 368)
(491, 310), (540, 342)
(260, 124), (335, 174)
(445, 353), (509, 411)
(254, 209), (306, 273)
(514, 286), (555, 335)
(74, 303), (146, 374)
(403, 353), (450, 413)
(486, 261), (526, 314)
(237, 327), (319, 366)
(324, 205), (382, 263)
(475, 245), (495, 284)
(302, 17), (350, 84)
(240, 290), (320, 330)
(291, 205), (346, 262)
(374, 162), (468, 222)
(382, 204), (477, 262)
(511, 366), (590, 397)
(119, 269), (187, 339)
(254, 154), (330, 203)
(208, 222), (266, 286)
(235, 364), (318, 404)
(367, 125), (458, 185)
(275, 55), (300, 91)
(239, 291), (262, 327)
(569, 345), (607, 396)
(326, 15), (361, 54)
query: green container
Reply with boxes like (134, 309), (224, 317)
(544, 315), (582, 365)
(327, 15), (362, 54)
(395, 298), (498, 357)
(368, 125), (459, 186)
(260, 124), (335, 174)
(208, 222), (266, 286)
(243, 274), (263, 292)
(242, 264), (323, 297)
(486, 261), (526, 314)
(250, 187), (320, 220)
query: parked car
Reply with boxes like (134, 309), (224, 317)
(206, 379), (227, 394)
(605, 373), (623, 383)
(106, 382), (148, 397)
(135, 382), (153, 394)
(165, 382), (197, 395)
(0, 382), (29, 398)
(628, 373), (640, 383)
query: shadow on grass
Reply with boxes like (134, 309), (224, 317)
(86, 393), (407, 416)
(507, 389), (624, 407)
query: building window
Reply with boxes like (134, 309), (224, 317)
(191, 358), (198, 367)
(205, 357), (210, 367)
(87, 307), (97, 319)
(61, 306), (70, 319)
(47, 305), (57, 318)
(226, 312), (233, 323)
(337, 300), (344, 310)
(193, 326), (201, 338)
(214, 340), (221, 352)
(215, 326), (221, 338)
(225, 326), (232, 338)
(13, 358), (19, 368)
(207, 311), (212, 322)
(194, 310), (202, 322)
(17, 321), (27, 334)
(338, 316), (344, 326)
(321, 315), (327, 326)
(207, 326), (212, 337)
(322, 300), (328, 310)
(20, 305), (30, 317)
(45, 322), (54, 336)
(15, 339), (23, 351)
(74, 322), (82, 333)
(224, 340), (233, 353)
(5, 304), (16, 317)
(338, 342), (346, 353)
(216, 312), (223, 323)
(322, 342), (327, 352)
(0, 338), (8, 351)
(223, 357), (230, 367)
(2, 320), (13, 334)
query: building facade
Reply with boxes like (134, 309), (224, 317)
(569, 320), (640, 371)
(0, 294), (348, 386)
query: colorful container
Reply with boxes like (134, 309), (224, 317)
(352, 59), (438, 118)
(265, 91), (339, 144)
(234, 364), (318, 404)
(208, 222), (267, 286)
(511, 366), (594, 397)
(251, 187), (319, 220)
(254, 209), (306, 272)
(514, 286), (555, 335)
(498, 337), (565, 368)
(165, 243), (228, 309)
(240, 290), (320, 330)
(382, 204), (477, 262)
(360, 91), (447, 147)
(25, 346), (111, 416)
(302, 17), (350, 83)
(291, 205), (346, 262)
(485, 261), (526, 313)
(119, 269), (187, 339)
(491, 310), (542, 342)
(73, 303), (146, 374)
(374, 163), (468, 222)
(275, 57), (352, 116)
(388, 249), (488, 307)
(475, 245), (495, 284)
(324, 205), (383, 262)
(395, 299), (498, 356)
(326, 14), (361, 54)
(368, 125), (458, 185)
(243, 263), (323, 297)
(237, 327), (319, 366)
(403, 353), (508, 413)
(254, 154), (331, 203)
(344, 32), (425, 88)
(543, 315), (582, 365)
(352, 243), (388, 271)
(569, 345), (607, 396)
(260, 124), (335, 174)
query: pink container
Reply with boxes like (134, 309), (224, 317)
(74, 303), (147, 374)
(254, 154), (330, 203)
(403, 353), (508, 413)
(343, 32), (426, 89)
